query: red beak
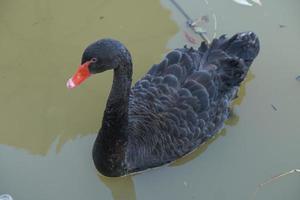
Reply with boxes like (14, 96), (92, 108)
(66, 60), (92, 89)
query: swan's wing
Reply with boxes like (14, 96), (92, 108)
(126, 47), (224, 171)
(126, 32), (259, 172)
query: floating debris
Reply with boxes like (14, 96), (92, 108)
(184, 31), (199, 44)
(279, 24), (286, 28)
(191, 15), (209, 27)
(251, 169), (300, 200)
(296, 75), (300, 81)
(233, 0), (262, 6)
(233, 0), (252, 6)
(0, 194), (13, 200)
(193, 26), (207, 34)
(251, 0), (262, 5)
(271, 104), (278, 111)
(169, 0), (210, 44)
(183, 181), (188, 187)
(190, 15), (209, 35)
(32, 21), (39, 26)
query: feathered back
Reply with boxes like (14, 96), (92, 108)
(90, 32), (260, 176)
(125, 32), (259, 173)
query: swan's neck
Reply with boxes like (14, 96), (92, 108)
(102, 63), (132, 135)
(93, 61), (132, 177)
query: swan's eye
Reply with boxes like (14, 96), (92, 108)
(91, 57), (98, 63)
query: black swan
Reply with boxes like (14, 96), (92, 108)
(67, 32), (260, 177)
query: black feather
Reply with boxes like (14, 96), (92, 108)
(90, 32), (260, 177)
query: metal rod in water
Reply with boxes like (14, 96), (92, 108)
(169, 0), (210, 44)
(169, 0), (192, 21)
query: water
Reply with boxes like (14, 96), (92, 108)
(0, 0), (300, 199)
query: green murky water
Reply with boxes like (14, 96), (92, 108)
(0, 0), (300, 199)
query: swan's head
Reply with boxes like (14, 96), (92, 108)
(67, 39), (131, 89)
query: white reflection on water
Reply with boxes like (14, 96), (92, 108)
(233, 0), (262, 7)
(0, 194), (13, 200)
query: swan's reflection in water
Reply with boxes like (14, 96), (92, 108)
(98, 175), (136, 200)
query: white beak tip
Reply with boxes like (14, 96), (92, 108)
(66, 78), (76, 89)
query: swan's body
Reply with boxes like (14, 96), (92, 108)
(67, 32), (259, 177)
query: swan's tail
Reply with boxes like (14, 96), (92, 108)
(219, 31), (260, 67)
(208, 32), (260, 92)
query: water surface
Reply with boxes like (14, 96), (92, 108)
(1, 0), (300, 199)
